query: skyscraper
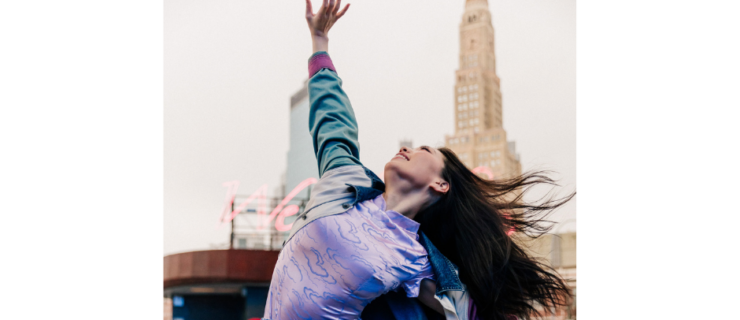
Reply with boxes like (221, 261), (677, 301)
(445, 0), (522, 180)
(285, 80), (319, 199)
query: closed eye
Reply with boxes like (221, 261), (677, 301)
(420, 146), (432, 153)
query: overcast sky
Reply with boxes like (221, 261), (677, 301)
(164, 0), (575, 255)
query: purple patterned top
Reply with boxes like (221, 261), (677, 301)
(263, 194), (434, 320)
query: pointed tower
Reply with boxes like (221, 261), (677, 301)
(445, 0), (522, 180)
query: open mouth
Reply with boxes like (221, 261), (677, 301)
(393, 153), (409, 161)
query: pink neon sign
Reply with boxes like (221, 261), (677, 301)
(220, 177), (318, 232)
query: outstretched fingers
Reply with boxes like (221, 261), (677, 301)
(305, 0), (313, 18)
(332, 0), (341, 15)
(336, 3), (350, 18)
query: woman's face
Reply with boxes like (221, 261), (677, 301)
(384, 146), (449, 194)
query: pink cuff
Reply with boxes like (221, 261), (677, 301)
(309, 52), (336, 77)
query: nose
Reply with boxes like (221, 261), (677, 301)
(399, 146), (409, 153)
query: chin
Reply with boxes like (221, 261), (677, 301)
(383, 161), (402, 181)
(383, 161), (395, 175)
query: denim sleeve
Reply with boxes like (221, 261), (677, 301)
(308, 52), (362, 177)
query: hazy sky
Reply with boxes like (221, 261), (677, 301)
(164, 0), (575, 255)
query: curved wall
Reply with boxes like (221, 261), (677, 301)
(164, 249), (279, 288)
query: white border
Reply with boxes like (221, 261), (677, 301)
(0, 0), (163, 318)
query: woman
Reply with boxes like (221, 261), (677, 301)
(263, 1), (573, 319)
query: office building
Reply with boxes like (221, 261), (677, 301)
(285, 80), (319, 199)
(445, 0), (522, 180)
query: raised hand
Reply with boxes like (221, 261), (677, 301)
(305, 0), (350, 38)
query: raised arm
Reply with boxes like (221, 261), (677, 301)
(305, 0), (360, 177)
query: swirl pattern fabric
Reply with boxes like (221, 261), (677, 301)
(263, 195), (434, 320)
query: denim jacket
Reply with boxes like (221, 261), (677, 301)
(281, 52), (472, 320)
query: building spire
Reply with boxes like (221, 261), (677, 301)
(465, 0), (488, 11)
(446, 0), (521, 179)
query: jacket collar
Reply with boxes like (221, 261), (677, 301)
(346, 165), (385, 205)
(347, 184), (384, 206)
(418, 232), (464, 294)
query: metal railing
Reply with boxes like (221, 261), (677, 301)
(232, 232), (288, 251)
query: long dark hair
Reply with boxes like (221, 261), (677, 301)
(415, 147), (574, 320)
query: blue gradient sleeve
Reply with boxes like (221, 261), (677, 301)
(307, 54), (362, 177)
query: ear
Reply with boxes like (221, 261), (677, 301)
(430, 179), (449, 194)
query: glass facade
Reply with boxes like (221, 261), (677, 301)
(285, 81), (319, 201)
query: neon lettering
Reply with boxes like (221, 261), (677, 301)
(274, 205), (300, 232)
(260, 177), (318, 230)
(222, 184), (267, 223)
(219, 180), (240, 223)
(220, 177), (317, 232)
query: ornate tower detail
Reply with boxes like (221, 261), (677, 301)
(445, 0), (522, 180)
